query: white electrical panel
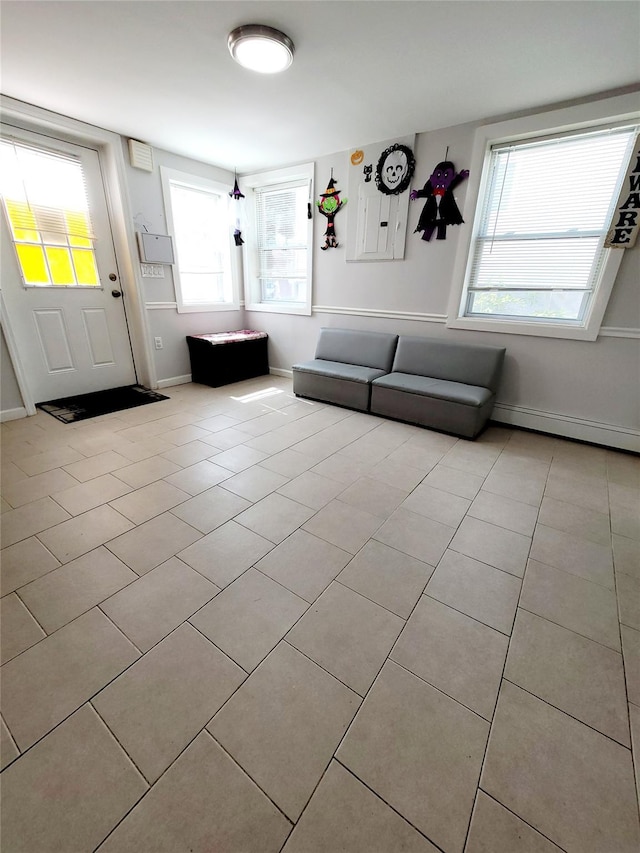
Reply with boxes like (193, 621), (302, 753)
(136, 232), (175, 264)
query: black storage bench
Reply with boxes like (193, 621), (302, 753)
(186, 330), (269, 388)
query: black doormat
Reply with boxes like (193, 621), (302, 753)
(36, 385), (169, 424)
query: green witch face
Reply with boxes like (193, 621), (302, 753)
(319, 195), (339, 214)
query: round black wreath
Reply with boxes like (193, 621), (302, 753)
(375, 143), (416, 195)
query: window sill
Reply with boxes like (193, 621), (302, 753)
(446, 315), (601, 341)
(245, 301), (311, 317)
(176, 302), (240, 314)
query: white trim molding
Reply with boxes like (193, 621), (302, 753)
(492, 402), (640, 453)
(146, 302), (178, 311)
(270, 367), (293, 378)
(599, 326), (640, 339)
(312, 305), (447, 323)
(156, 374), (192, 389)
(0, 406), (28, 422)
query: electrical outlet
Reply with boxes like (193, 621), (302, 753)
(154, 337), (163, 350)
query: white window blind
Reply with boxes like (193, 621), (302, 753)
(465, 126), (637, 323)
(1, 140), (94, 239)
(255, 181), (309, 304)
(167, 178), (233, 308)
(0, 139), (100, 287)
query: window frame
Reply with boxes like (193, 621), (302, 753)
(160, 166), (239, 314)
(241, 162), (314, 316)
(447, 94), (640, 341)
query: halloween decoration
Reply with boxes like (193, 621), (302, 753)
(605, 131), (640, 248)
(375, 143), (415, 195)
(363, 164), (373, 183)
(411, 156), (469, 241)
(229, 175), (245, 201)
(351, 149), (364, 166)
(229, 172), (245, 246)
(317, 172), (346, 250)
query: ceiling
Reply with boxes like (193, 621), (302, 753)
(1, 1), (639, 173)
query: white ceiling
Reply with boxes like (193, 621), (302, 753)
(1, 1), (639, 173)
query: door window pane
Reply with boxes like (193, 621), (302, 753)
(0, 140), (100, 287)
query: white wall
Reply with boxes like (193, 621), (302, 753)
(1, 326), (24, 415)
(245, 113), (640, 450)
(1, 96), (637, 448)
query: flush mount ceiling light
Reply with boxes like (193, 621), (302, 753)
(228, 25), (294, 73)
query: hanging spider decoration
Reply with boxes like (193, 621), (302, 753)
(375, 143), (415, 195)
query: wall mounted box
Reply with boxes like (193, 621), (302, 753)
(128, 139), (154, 171)
(136, 232), (175, 264)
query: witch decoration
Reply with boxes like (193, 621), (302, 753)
(229, 174), (245, 246)
(317, 172), (346, 250)
(411, 157), (469, 241)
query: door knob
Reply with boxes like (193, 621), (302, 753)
(111, 289), (122, 298)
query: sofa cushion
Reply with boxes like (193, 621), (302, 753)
(293, 359), (387, 384)
(314, 328), (398, 371)
(373, 372), (493, 407)
(391, 336), (505, 393)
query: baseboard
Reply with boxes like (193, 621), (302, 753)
(156, 375), (192, 389)
(492, 403), (640, 453)
(1, 406), (28, 422)
(270, 368), (293, 378)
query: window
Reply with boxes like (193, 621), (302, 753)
(160, 168), (238, 313)
(0, 139), (99, 287)
(242, 163), (313, 315)
(449, 95), (639, 340)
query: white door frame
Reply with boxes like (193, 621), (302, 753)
(0, 95), (156, 414)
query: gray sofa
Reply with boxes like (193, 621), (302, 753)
(371, 335), (505, 438)
(292, 328), (398, 412)
(293, 328), (505, 438)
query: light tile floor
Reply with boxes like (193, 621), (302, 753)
(1, 375), (639, 853)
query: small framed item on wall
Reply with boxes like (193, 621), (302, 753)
(136, 232), (175, 264)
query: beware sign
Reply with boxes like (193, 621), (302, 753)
(605, 132), (640, 249)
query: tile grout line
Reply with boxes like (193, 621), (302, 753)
(459, 429), (547, 853)
(609, 466), (640, 822)
(2, 382), (638, 847)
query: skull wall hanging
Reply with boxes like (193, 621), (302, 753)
(375, 143), (415, 195)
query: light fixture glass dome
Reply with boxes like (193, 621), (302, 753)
(228, 25), (294, 73)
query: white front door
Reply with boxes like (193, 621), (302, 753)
(0, 124), (136, 403)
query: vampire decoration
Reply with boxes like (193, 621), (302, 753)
(375, 143), (415, 195)
(316, 174), (346, 250)
(411, 160), (469, 241)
